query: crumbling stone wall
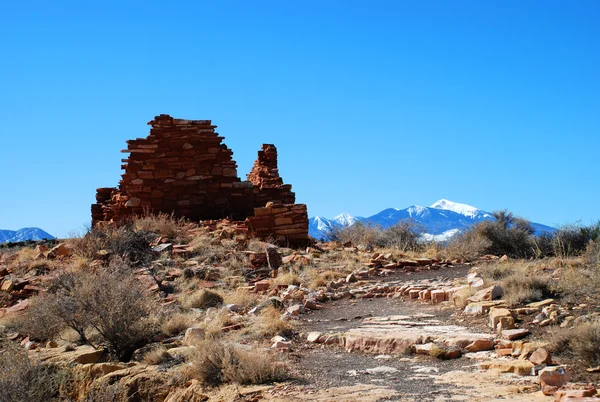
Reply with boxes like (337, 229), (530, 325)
(91, 115), (309, 246)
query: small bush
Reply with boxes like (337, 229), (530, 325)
(584, 240), (600, 267)
(0, 342), (70, 402)
(72, 224), (155, 265)
(502, 271), (555, 306)
(549, 322), (600, 367)
(133, 212), (187, 240)
(161, 312), (195, 337)
(188, 340), (287, 387)
(479, 262), (556, 306)
(182, 289), (224, 310)
(251, 306), (293, 338)
(445, 230), (491, 261)
(377, 221), (422, 251)
(21, 263), (156, 361)
(329, 221), (422, 251)
(142, 347), (172, 365)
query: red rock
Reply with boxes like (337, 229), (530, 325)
(539, 366), (571, 393)
(501, 328), (530, 340)
(529, 348), (552, 365)
(465, 339), (495, 352)
(254, 280), (271, 292)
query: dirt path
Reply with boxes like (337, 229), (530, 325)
(270, 267), (551, 401)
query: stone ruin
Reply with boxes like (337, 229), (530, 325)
(91, 114), (309, 246)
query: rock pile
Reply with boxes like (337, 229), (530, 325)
(91, 115), (308, 246)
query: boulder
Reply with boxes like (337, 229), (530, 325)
(529, 348), (552, 365)
(184, 326), (205, 345)
(539, 366), (571, 392)
(469, 285), (504, 302)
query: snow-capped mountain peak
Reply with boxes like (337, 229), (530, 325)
(332, 212), (358, 227)
(406, 205), (427, 217)
(430, 199), (484, 218)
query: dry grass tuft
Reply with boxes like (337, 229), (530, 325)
(187, 340), (287, 387)
(142, 347), (172, 365)
(272, 270), (300, 287)
(250, 306), (293, 338)
(0, 342), (70, 402)
(548, 322), (600, 367)
(182, 289), (224, 310)
(133, 212), (187, 240)
(161, 312), (196, 337)
(478, 262), (556, 306)
(222, 288), (260, 310)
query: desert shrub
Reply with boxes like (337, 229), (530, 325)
(501, 271), (555, 306)
(557, 263), (600, 304)
(533, 232), (555, 258)
(188, 236), (227, 263)
(72, 224), (155, 265)
(553, 224), (590, 257)
(133, 212), (187, 240)
(272, 270), (301, 286)
(11, 294), (71, 342)
(329, 222), (381, 248)
(329, 220), (422, 251)
(479, 262), (556, 306)
(188, 340), (287, 387)
(0, 342), (70, 402)
(78, 264), (156, 360)
(445, 230), (492, 261)
(83, 382), (126, 402)
(182, 289), (224, 310)
(447, 211), (536, 259)
(21, 263), (156, 361)
(584, 240), (600, 267)
(549, 322), (600, 367)
(377, 221), (422, 251)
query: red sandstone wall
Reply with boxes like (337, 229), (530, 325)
(91, 115), (308, 245)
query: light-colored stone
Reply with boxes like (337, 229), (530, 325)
(489, 307), (514, 329)
(501, 328), (530, 340)
(307, 332), (323, 343)
(469, 285), (504, 302)
(479, 360), (534, 375)
(184, 326), (205, 345)
(271, 340), (291, 351)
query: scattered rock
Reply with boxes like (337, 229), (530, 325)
(479, 360), (534, 375)
(539, 366), (571, 393)
(184, 326), (205, 345)
(501, 328), (530, 341)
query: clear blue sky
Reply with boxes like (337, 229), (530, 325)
(1, 1), (598, 237)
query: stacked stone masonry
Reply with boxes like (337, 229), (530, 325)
(91, 114), (309, 246)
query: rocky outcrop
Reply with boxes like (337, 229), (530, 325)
(91, 115), (308, 246)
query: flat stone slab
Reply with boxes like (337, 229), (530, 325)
(345, 315), (494, 355)
(479, 360), (534, 375)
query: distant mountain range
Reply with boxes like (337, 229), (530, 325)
(309, 199), (556, 241)
(0, 228), (55, 243)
